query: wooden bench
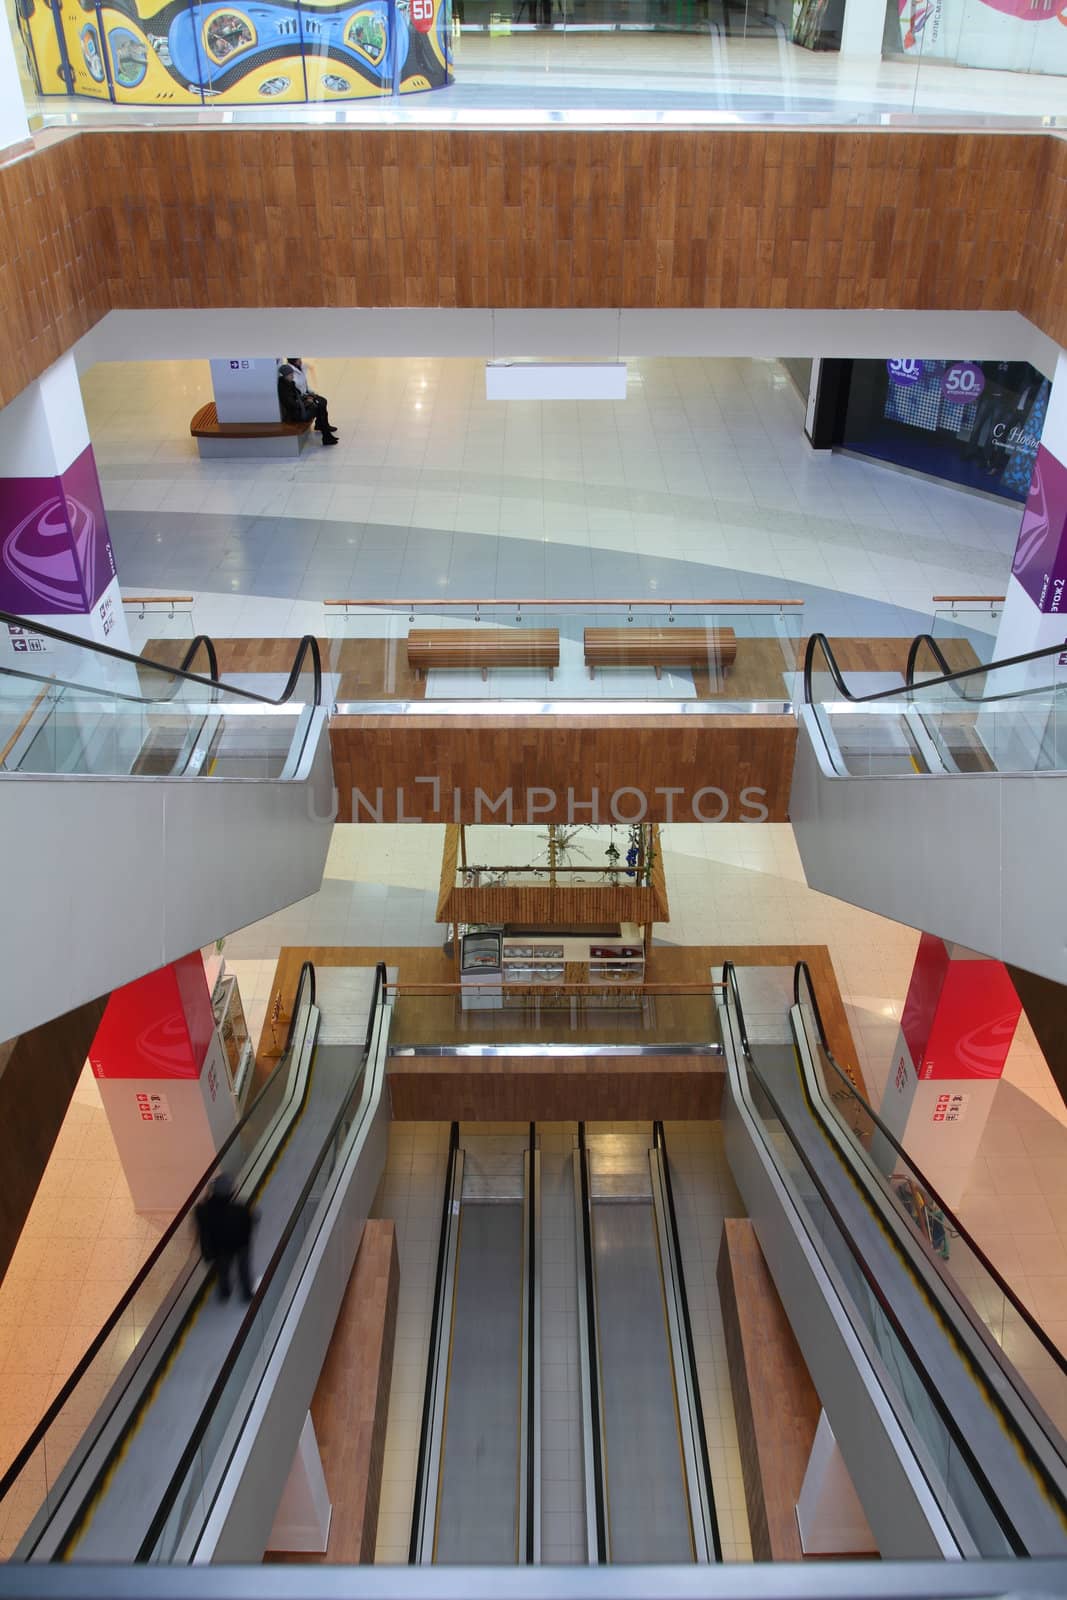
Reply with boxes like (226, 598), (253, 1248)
(407, 628), (560, 681)
(190, 401), (311, 459)
(584, 625), (737, 679)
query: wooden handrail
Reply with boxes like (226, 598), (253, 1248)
(0, 688), (49, 767)
(122, 596), (195, 605)
(324, 597), (804, 608)
(931, 594), (1005, 604)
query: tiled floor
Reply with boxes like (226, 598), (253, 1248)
(83, 356), (1019, 643)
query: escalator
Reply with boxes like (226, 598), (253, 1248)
(411, 1120), (718, 1567)
(719, 958), (1067, 1560)
(574, 1122), (719, 1565)
(411, 1124), (539, 1565)
(790, 631), (1067, 979)
(0, 962), (393, 1564)
(0, 610), (335, 1040)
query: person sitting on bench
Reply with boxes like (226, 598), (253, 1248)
(277, 362), (338, 445)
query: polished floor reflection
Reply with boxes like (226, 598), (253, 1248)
(23, 32), (1067, 127)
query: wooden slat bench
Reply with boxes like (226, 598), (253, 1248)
(190, 401), (311, 459)
(407, 628), (560, 681)
(584, 625), (737, 679)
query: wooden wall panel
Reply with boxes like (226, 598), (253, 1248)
(268, 1219), (399, 1564)
(0, 994), (109, 1282)
(5, 128), (1067, 409)
(387, 1055), (724, 1121)
(717, 1218), (822, 1562)
(330, 713), (797, 823)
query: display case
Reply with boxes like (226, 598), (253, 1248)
(588, 944), (645, 983)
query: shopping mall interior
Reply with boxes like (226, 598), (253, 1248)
(3, 0), (1067, 1593)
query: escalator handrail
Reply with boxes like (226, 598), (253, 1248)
(651, 1121), (723, 1562)
(524, 1119), (537, 1566)
(718, 961), (1027, 1553)
(409, 1119), (462, 1563)
(0, 961), (319, 1510)
(792, 961), (1067, 1383)
(576, 1122), (608, 1564)
(177, 635), (220, 687)
(0, 607), (323, 708)
(802, 630), (1067, 709)
(135, 960), (388, 1560)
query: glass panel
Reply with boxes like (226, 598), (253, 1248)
(325, 598), (802, 703)
(388, 982), (719, 1045)
(796, 997), (1067, 1446)
(0, 971), (321, 1559)
(735, 1041), (1012, 1556)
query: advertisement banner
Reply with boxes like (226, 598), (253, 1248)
(1011, 444), (1067, 618)
(0, 444), (117, 617)
(898, 0), (1067, 71)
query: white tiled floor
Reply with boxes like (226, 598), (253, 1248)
(83, 356), (1021, 641)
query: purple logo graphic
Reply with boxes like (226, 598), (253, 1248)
(1012, 444), (1067, 614)
(887, 358), (924, 386)
(0, 446), (115, 617)
(941, 362), (985, 405)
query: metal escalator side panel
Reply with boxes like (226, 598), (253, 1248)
(413, 1147), (464, 1566)
(648, 1136), (720, 1563)
(182, 984), (394, 1562)
(717, 995), (969, 1560)
(572, 1140), (606, 1565)
(12, 989), (323, 1564)
(520, 1139), (541, 1566)
(789, 1000), (1067, 1542)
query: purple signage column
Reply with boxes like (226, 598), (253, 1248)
(0, 354), (128, 657)
(994, 351), (1067, 672)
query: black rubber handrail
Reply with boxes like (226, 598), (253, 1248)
(134, 960), (388, 1561)
(409, 1119), (461, 1563)
(792, 960), (1067, 1384)
(576, 1122), (608, 1564)
(652, 1121), (722, 1562)
(719, 961), (1026, 1555)
(0, 607), (322, 707)
(0, 960), (318, 1512)
(802, 630), (1067, 710)
(524, 1119), (537, 1566)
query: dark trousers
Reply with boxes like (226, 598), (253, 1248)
(304, 393), (333, 433)
(216, 1244), (254, 1301)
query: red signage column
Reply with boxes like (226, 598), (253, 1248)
(877, 934), (1021, 1208)
(90, 954), (237, 1210)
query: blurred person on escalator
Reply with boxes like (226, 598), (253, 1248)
(195, 1173), (256, 1303)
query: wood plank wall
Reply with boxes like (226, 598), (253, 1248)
(0, 995), (109, 1281)
(4, 129), (1067, 411)
(329, 714), (797, 823)
(717, 1218), (822, 1562)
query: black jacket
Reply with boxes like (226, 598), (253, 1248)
(196, 1193), (254, 1260)
(278, 374), (307, 424)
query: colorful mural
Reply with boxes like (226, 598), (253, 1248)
(16, 0), (453, 102)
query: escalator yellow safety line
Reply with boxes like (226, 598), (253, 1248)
(795, 1044), (1067, 1536)
(59, 1037), (322, 1561)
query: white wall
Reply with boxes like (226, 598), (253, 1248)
(0, 9), (29, 155)
(71, 307), (1062, 379)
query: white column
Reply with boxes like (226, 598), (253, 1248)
(0, 351), (130, 653)
(796, 1411), (877, 1556)
(839, 0), (886, 59)
(0, 11), (30, 155)
(266, 1414), (333, 1554)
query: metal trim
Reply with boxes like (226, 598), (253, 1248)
(388, 1044), (723, 1058)
(648, 1149), (714, 1564)
(334, 699), (794, 717)
(414, 1149), (465, 1566)
(572, 1146), (603, 1565)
